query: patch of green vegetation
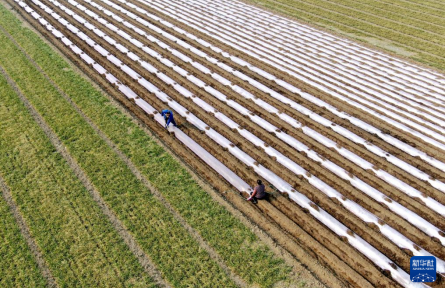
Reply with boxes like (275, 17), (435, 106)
(0, 192), (47, 288)
(0, 70), (156, 288)
(244, 0), (445, 71)
(0, 31), (235, 288)
(0, 4), (295, 287)
(340, 0), (445, 32)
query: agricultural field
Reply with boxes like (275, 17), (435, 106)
(245, 0), (445, 71)
(0, 1), (306, 287)
(0, 0), (444, 287)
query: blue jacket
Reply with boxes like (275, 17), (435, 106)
(161, 109), (175, 126)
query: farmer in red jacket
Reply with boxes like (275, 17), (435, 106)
(247, 180), (267, 204)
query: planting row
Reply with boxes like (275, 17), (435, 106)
(148, 0), (445, 154)
(2, 1), (300, 286)
(17, 0), (445, 286)
(77, 0), (445, 243)
(96, 0), (445, 202)
(181, 0), (445, 115)
(11, 0), (445, 286)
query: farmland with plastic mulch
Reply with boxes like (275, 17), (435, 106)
(8, 0), (445, 286)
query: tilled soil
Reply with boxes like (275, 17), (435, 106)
(10, 0), (445, 286)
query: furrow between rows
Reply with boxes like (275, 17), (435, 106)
(23, 1), (415, 287)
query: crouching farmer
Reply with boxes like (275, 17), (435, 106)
(247, 180), (268, 204)
(161, 109), (177, 128)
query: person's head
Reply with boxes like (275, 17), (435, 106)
(257, 179), (262, 185)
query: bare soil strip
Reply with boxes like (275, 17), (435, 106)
(0, 63), (171, 288)
(0, 174), (58, 288)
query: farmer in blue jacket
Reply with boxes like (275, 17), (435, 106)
(161, 109), (177, 128)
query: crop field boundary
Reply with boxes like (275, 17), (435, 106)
(0, 174), (57, 288)
(0, 2), (323, 287)
(0, 9), (320, 285)
(0, 24), (247, 287)
(6, 0), (444, 285)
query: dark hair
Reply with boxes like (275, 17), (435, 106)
(257, 179), (262, 185)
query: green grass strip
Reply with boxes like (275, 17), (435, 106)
(303, 0), (445, 44)
(0, 189), (47, 288)
(343, 0), (445, 30)
(0, 4), (294, 288)
(0, 16), (236, 288)
(0, 69), (156, 287)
